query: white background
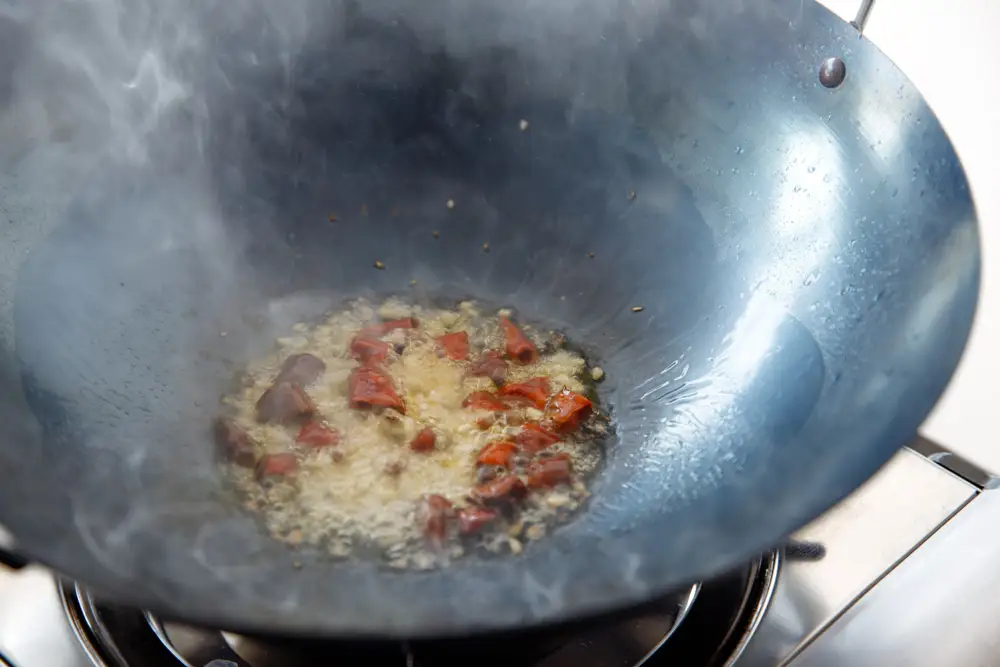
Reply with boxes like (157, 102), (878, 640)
(819, 0), (1000, 472)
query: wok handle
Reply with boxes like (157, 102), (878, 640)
(850, 0), (876, 34)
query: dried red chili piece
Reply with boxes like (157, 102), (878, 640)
(349, 366), (405, 413)
(276, 353), (326, 386)
(213, 416), (256, 467)
(547, 389), (593, 432)
(457, 507), (499, 535)
(296, 422), (340, 448)
(436, 331), (470, 361)
(349, 336), (391, 364)
(469, 350), (507, 384)
(359, 318), (419, 338)
(476, 441), (518, 468)
(418, 494), (454, 541)
(462, 391), (509, 412)
(514, 423), (561, 452)
(499, 316), (538, 365)
(472, 475), (527, 504)
(526, 457), (573, 489)
(255, 382), (316, 423)
(410, 427), (437, 453)
(499, 377), (551, 409)
(256, 453), (299, 480)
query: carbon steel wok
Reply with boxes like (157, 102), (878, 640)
(0, 0), (979, 639)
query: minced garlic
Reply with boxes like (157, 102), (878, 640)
(221, 298), (605, 568)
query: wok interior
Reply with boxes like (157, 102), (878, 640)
(0, 0), (979, 637)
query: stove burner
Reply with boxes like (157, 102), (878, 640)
(144, 583), (700, 667)
(58, 553), (779, 667)
(652, 552), (779, 666)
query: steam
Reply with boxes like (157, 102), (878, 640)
(0, 0), (782, 369)
(0, 0), (316, 209)
(1, 1), (185, 165)
(0, 0), (773, 376)
(0, 0), (759, 212)
(0, 1), (205, 346)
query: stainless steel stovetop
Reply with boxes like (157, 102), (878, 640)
(0, 439), (990, 667)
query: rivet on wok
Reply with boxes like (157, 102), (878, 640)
(819, 57), (847, 88)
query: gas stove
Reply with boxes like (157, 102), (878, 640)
(0, 0), (996, 663)
(0, 440), (985, 667)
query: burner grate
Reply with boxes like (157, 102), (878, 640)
(58, 551), (786, 667)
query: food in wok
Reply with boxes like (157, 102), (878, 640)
(216, 299), (610, 568)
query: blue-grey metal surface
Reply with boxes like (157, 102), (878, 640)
(0, 0), (980, 638)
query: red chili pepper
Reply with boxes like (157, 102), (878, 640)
(349, 366), (406, 413)
(472, 475), (527, 504)
(499, 316), (538, 365)
(349, 335), (391, 364)
(469, 350), (507, 384)
(255, 453), (299, 480)
(296, 422), (341, 448)
(436, 331), (470, 360)
(499, 377), (551, 409)
(255, 382), (316, 424)
(418, 494), (454, 541)
(547, 389), (593, 432)
(276, 353), (326, 386)
(476, 441), (519, 468)
(462, 391), (509, 412)
(526, 456), (573, 488)
(457, 507), (499, 535)
(514, 422), (561, 452)
(410, 427), (437, 453)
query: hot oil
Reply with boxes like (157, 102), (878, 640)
(221, 297), (610, 568)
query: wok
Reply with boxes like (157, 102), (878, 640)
(0, 0), (979, 639)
